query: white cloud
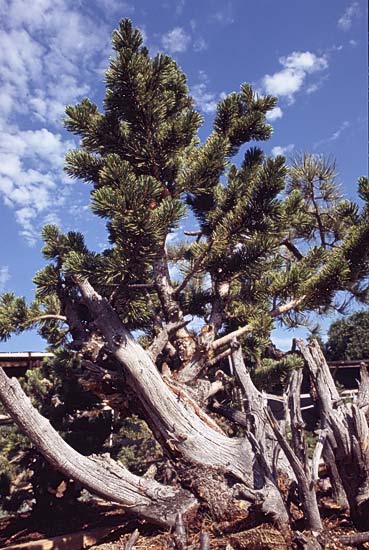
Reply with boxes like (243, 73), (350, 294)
(329, 121), (350, 141)
(266, 106), (283, 122)
(0, 266), (10, 292)
(271, 144), (295, 157)
(191, 72), (221, 114)
(95, 0), (134, 14)
(262, 51), (328, 103)
(263, 69), (305, 99)
(0, 0), (109, 127)
(280, 51), (328, 73)
(306, 83), (319, 94)
(338, 2), (360, 30)
(349, 39), (358, 46)
(0, 0), (112, 242)
(161, 27), (191, 54)
(191, 83), (218, 113)
(0, 128), (74, 245)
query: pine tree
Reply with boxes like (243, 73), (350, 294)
(326, 310), (369, 360)
(1, 19), (369, 535)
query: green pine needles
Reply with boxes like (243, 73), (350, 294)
(0, 18), (368, 357)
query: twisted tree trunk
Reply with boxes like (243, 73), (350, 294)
(0, 276), (292, 528)
(7, 274), (367, 534)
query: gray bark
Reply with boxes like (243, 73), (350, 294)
(0, 368), (197, 528)
(0, 275), (291, 526)
(297, 339), (369, 529)
(75, 281), (270, 479)
(230, 342), (321, 530)
(265, 407), (322, 531)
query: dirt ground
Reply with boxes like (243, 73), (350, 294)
(0, 501), (368, 550)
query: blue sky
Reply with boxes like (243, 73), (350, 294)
(0, 0), (367, 351)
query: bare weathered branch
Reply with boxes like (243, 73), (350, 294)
(73, 276), (289, 523)
(23, 314), (67, 325)
(265, 407), (322, 531)
(200, 531), (210, 550)
(125, 529), (140, 550)
(212, 296), (305, 351)
(0, 368), (198, 528)
(173, 513), (187, 550)
(282, 239), (304, 260)
(148, 320), (189, 362)
(207, 347), (232, 366)
(311, 429), (328, 482)
(287, 369), (308, 468)
(358, 361), (369, 410)
(339, 531), (369, 546)
(183, 230), (202, 237)
(127, 283), (155, 290)
(297, 339), (369, 529)
(211, 401), (247, 427)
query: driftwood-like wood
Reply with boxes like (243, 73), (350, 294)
(358, 361), (369, 411)
(200, 531), (211, 550)
(173, 513), (187, 550)
(297, 339), (369, 529)
(230, 340), (294, 481)
(265, 407), (322, 531)
(339, 531), (369, 545)
(125, 529), (140, 550)
(74, 277), (289, 523)
(311, 429), (327, 482)
(320, 441), (349, 510)
(0, 368), (198, 528)
(230, 342), (322, 530)
(288, 369), (307, 467)
(1, 526), (117, 550)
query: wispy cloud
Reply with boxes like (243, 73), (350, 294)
(338, 2), (360, 31)
(193, 37), (208, 52)
(266, 106), (283, 122)
(175, 0), (186, 16)
(271, 144), (295, 158)
(211, 1), (234, 25)
(190, 71), (221, 114)
(95, 0), (134, 14)
(161, 27), (191, 54)
(262, 51), (328, 103)
(314, 121), (350, 149)
(0, 266), (10, 292)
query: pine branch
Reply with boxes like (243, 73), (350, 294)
(127, 283), (155, 290)
(282, 239), (304, 260)
(212, 296), (305, 350)
(23, 314), (67, 326)
(183, 230), (202, 237)
(173, 245), (210, 298)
